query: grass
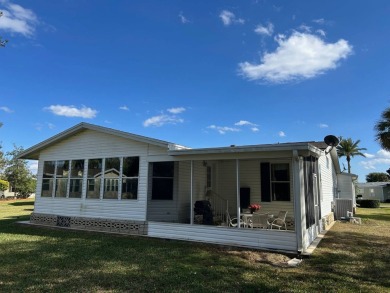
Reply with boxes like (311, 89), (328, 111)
(0, 200), (389, 292)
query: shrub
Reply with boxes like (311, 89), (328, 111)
(359, 199), (380, 208)
(0, 179), (9, 191)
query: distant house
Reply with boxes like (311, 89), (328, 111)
(356, 182), (390, 202)
(18, 123), (356, 253)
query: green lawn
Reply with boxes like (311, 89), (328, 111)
(0, 200), (389, 292)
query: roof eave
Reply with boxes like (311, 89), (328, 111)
(18, 122), (177, 160)
(169, 142), (322, 156)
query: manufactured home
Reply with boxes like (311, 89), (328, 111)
(19, 123), (352, 253)
(356, 182), (390, 202)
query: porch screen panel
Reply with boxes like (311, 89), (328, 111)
(260, 162), (271, 202)
(42, 161), (56, 197)
(304, 156), (315, 229)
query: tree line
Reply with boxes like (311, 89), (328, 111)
(0, 124), (36, 198)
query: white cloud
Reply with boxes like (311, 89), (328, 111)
(167, 107), (186, 114)
(208, 125), (240, 135)
(0, 106), (13, 113)
(45, 105), (98, 119)
(316, 29), (326, 37)
(119, 105), (129, 111)
(0, 2), (38, 37)
(234, 120), (257, 127)
(278, 131), (286, 137)
(364, 153), (375, 159)
(360, 149), (390, 170)
(219, 10), (244, 26)
(47, 122), (55, 129)
(235, 120), (259, 132)
(299, 24), (311, 33)
(35, 122), (55, 131)
(254, 23), (274, 36)
(319, 123), (329, 128)
(143, 114), (183, 127)
(143, 107), (186, 127)
(313, 18), (325, 25)
(178, 11), (189, 24)
(238, 32), (353, 83)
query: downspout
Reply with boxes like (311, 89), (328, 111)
(293, 150), (304, 253)
(236, 159), (241, 228)
(190, 160), (194, 225)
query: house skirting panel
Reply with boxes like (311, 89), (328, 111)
(321, 212), (335, 231)
(29, 213), (148, 235)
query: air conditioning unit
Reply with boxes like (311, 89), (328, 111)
(334, 199), (353, 220)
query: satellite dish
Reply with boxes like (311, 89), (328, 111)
(324, 135), (340, 154)
(324, 135), (340, 147)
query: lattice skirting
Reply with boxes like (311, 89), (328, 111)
(30, 213), (148, 235)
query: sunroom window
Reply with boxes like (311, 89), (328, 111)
(69, 160), (84, 198)
(42, 161), (55, 197)
(103, 157), (120, 199)
(87, 159), (102, 199)
(122, 157), (139, 200)
(55, 160), (69, 198)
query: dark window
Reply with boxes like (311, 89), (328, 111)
(261, 162), (290, 202)
(271, 164), (290, 201)
(260, 163), (271, 202)
(122, 157), (139, 200)
(123, 157), (139, 177)
(152, 162), (174, 200)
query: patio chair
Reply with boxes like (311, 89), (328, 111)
(251, 213), (270, 229)
(226, 210), (245, 228)
(270, 211), (288, 230)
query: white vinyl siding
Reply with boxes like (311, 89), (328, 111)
(34, 129), (163, 221)
(148, 222), (297, 252)
(318, 154), (337, 215)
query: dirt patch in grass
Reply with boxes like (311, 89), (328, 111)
(227, 249), (292, 267)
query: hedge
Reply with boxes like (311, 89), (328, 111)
(358, 199), (380, 208)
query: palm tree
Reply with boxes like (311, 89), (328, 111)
(336, 137), (366, 173)
(375, 106), (390, 151)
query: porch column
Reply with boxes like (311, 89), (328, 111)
(236, 159), (241, 228)
(293, 150), (305, 252)
(190, 160), (194, 225)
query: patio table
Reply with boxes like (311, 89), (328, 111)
(241, 213), (274, 228)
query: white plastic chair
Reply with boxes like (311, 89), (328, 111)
(226, 210), (245, 227)
(271, 211), (288, 230)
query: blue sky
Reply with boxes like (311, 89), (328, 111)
(1, 0), (390, 182)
